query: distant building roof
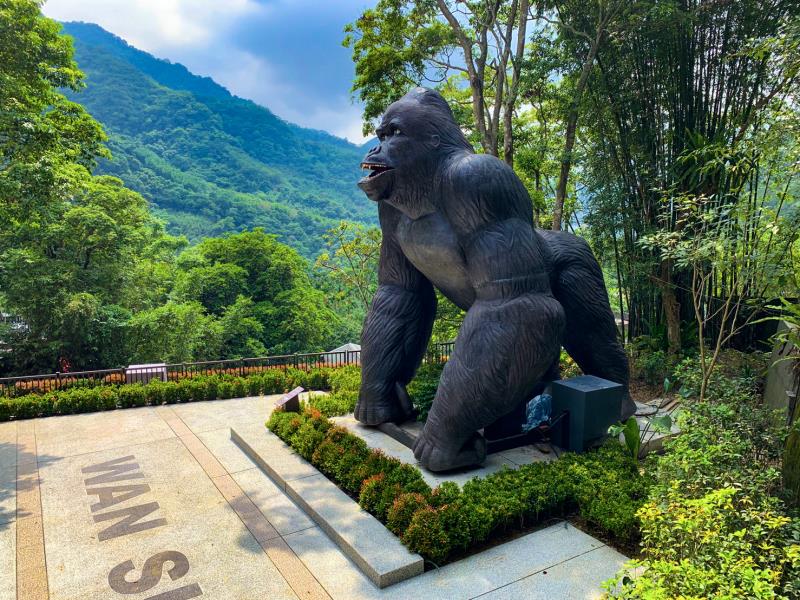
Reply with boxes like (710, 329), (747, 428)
(329, 343), (361, 353)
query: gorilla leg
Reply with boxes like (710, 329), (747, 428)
(413, 220), (565, 471)
(355, 202), (437, 425)
(541, 231), (635, 420)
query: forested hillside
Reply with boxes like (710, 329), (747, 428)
(60, 22), (375, 257)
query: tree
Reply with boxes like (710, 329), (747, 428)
(345, 0), (532, 164)
(0, 174), (175, 371)
(219, 296), (267, 359)
(582, 0), (800, 352)
(543, 0), (634, 231)
(173, 262), (249, 315)
(315, 221), (381, 312)
(0, 0), (107, 245)
(176, 229), (339, 355)
(128, 301), (222, 364)
(641, 140), (798, 399)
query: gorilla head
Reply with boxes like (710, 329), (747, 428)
(358, 87), (472, 206)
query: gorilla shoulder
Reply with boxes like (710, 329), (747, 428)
(441, 152), (534, 228)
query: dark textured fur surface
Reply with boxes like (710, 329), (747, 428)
(356, 88), (632, 471)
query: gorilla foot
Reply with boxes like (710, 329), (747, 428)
(413, 431), (487, 472)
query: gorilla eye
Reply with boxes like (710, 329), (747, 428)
(391, 126), (401, 136)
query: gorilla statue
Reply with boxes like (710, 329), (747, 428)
(355, 87), (634, 472)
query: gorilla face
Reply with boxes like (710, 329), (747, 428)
(358, 99), (439, 203)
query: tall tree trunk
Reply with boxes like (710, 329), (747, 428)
(552, 26), (604, 230)
(658, 260), (682, 355)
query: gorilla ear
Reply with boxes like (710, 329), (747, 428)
(427, 134), (441, 149)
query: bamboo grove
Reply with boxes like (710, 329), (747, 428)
(346, 0), (800, 355)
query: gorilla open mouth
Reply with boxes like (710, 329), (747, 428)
(360, 162), (394, 179)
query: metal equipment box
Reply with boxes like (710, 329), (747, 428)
(551, 375), (623, 452)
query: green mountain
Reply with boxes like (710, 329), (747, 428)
(60, 22), (375, 257)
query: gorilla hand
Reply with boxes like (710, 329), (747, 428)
(354, 381), (415, 425)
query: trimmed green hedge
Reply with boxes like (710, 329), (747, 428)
(267, 407), (647, 565)
(0, 367), (338, 422)
(306, 364), (360, 417)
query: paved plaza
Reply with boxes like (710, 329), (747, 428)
(0, 395), (627, 599)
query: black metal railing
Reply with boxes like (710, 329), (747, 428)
(0, 342), (455, 397)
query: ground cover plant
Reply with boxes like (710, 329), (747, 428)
(306, 365), (361, 417)
(0, 367), (340, 421)
(605, 357), (800, 599)
(267, 406), (648, 565)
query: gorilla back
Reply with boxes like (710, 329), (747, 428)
(355, 87), (632, 472)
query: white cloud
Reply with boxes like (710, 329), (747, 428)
(43, 0), (261, 50)
(42, 0), (372, 143)
(209, 49), (369, 142)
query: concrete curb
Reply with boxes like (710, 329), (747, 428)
(231, 427), (425, 588)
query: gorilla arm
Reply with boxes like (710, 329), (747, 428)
(413, 155), (566, 471)
(354, 202), (437, 425)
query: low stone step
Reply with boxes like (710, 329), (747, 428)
(231, 426), (424, 588)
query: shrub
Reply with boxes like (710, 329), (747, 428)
(284, 368), (309, 390)
(144, 380), (165, 405)
(307, 368), (332, 390)
(314, 429), (372, 493)
(217, 381), (234, 400)
(0, 398), (13, 421)
(403, 507), (451, 565)
(671, 349), (767, 401)
(607, 487), (800, 599)
(358, 473), (388, 515)
(14, 394), (48, 419)
(387, 492), (430, 535)
(232, 377), (247, 399)
(175, 380), (193, 403)
(606, 392), (799, 598)
(247, 376), (262, 397)
(328, 365), (360, 393)
(161, 382), (180, 404)
(118, 384), (147, 408)
(268, 408), (647, 565)
(98, 387), (118, 411)
(308, 391), (358, 417)
(260, 370), (289, 394)
(0, 366), (357, 422)
(407, 362), (443, 421)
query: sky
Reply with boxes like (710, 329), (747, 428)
(42, 0), (376, 143)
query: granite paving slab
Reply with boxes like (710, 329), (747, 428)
(233, 467), (315, 536)
(0, 465), (15, 525)
(0, 520), (14, 600)
(196, 427), (260, 475)
(8, 393), (635, 600)
(475, 545), (627, 599)
(232, 426), (424, 588)
(232, 425), (318, 484)
(0, 421), (16, 469)
(34, 406), (176, 460)
(284, 521), (616, 600)
(38, 436), (299, 600)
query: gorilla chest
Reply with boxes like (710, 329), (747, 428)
(395, 212), (475, 309)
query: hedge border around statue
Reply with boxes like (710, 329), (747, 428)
(0, 366), (362, 422)
(267, 406), (648, 565)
